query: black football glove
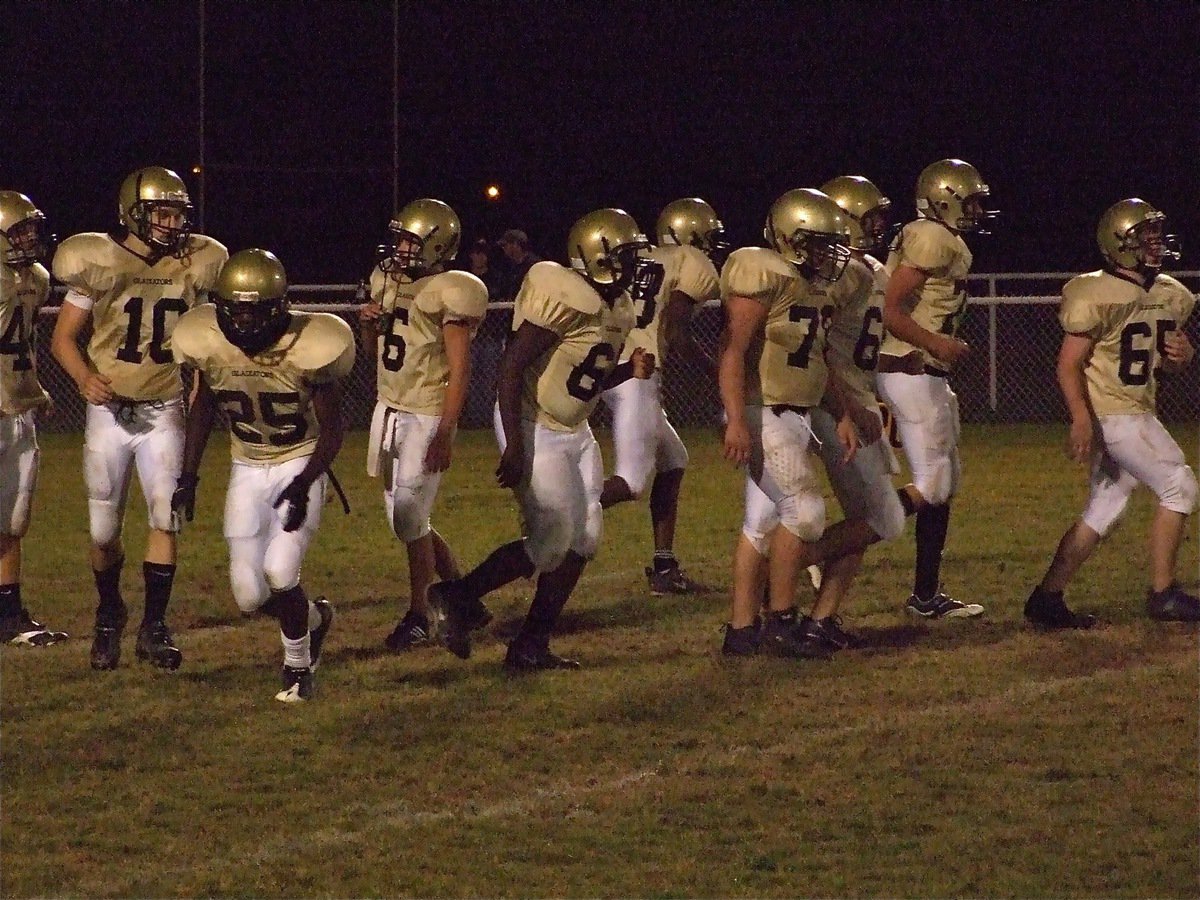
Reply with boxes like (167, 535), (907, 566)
(171, 472), (200, 523)
(272, 477), (311, 532)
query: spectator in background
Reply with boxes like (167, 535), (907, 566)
(464, 237), (503, 300)
(495, 229), (541, 301)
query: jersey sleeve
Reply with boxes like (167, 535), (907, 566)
(674, 245), (720, 304)
(515, 262), (595, 336)
(300, 314), (357, 384)
(419, 270), (489, 322)
(720, 248), (778, 308)
(369, 266), (390, 306)
(170, 304), (217, 368)
(51, 233), (118, 298)
(189, 236), (229, 297)
(1058, 276), (1106, 338)
(1159, 276), (1197, 325)
(894, 220), (955, 273)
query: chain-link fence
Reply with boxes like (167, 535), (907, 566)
(30, 272), (1200, 432)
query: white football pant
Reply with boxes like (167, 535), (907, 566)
(0, 410), (40, 538)
(601, 372), (688, 496)
(748, 405), (825, 543)
(875, 371), (961, 505)
(368, 402), (443, 543)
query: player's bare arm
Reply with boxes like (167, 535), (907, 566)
(358, 297), (383, 348)
(50, 301), (113, 404)
(883, 264), (969, 367)
(1056, 332), (1096, 464)
(426, 318), (475, 473)
(718, 295), (767, 466)
(172, 375), (219, 523)
(662, 290), (711, 370)
(495, 321), (557, 489)
(273, 380), (346, 533)
(1161, 328), (1196, 373)
(600, 346), (656, 391)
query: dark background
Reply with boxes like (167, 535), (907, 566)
(4, 1), (1198, 283)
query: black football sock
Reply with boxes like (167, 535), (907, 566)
(93, 558), (126, 622)
(913, 503), (951, 600)
(142, 562), (176, 625)
(897, 488), (917, 517)
(0, 583), (21, 618)
(459, 540), (535, 600)
(652, 551), (678, 574)
(262, 585), (309, 639)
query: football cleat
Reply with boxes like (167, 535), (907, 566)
(384, 609), (432, 652)
(905, 592), (984, 619)
(135, 620), (183, 670)
(720, 620), (761, 657)
(760, 609), (831, 659)
(503, 638), (580, 672)
(309, 597), (334, 669)
(90, 609), (128, 671)
(1146, 585), (1200, 622)
(0, 609), (68, 647)
(275, 665), (314, 703)
(797, 614), (860, 650)
(462, 596), (494, 632)
(427, 580), (472, 660)
(646, 565), (709, 596)
(1024, 587), (1097, 630)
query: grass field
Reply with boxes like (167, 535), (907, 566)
(2, 424), (1198, 898)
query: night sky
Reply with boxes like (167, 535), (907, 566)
(6, 1), (1198, 283)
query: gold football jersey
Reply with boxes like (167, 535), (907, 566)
(52, 232), (228, 401)
(880, 219), (973, 368)
(512, 261), (634, 430)
(0, 261), (52, 415)
(825, 254), (887, 413)
(1059, 269), (1196, 416)
(720, 247), (831, 408)
(173, 305), (356, 464)
(370, 266), (488, 415)
(620, 243), (719, 362)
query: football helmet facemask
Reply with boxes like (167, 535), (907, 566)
(0, 191), (53, 268)
(378, 198), (461, 278)
(1097, 198), (1180, 272)
(657, 197), (729, 266)
(764, 188), (852, 283)
(567, 208), (650, 298)
(820, 176), (894, 256)
(119, 167), (194, 256)
(915, 159), (997, 234)
(214, 249), (291, 355)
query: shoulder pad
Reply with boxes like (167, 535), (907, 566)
(171, 304), (222, 367)
(720, 247), (792, 303)
(183, 235), (229, 285)
(415, 270), (489, 319)
(520, 261), (601, 315)
(51, 233), (120, 294)
(289, 312), (356, 382)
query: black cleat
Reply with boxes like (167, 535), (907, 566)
(275, 665), (314, 703)
(427, 581), (472, 660)
(1025, 587), (1096, 630)
(0, 609), (68, 647)
(646, 565), (709, 596)
(90, 609), (128, 671)
(309, 597), (334, 669)
(797, 614), (860, 650)
(463, 596), (493, 632)
(760, 609), (831, 660)
(384, 609), (432, 652)
(503, 638), (580, 672)
(1146, 584), (1200, 622)
(905, 592), (984, 619)
(720, 619), (761, 656)
(135, 620), (183, 670)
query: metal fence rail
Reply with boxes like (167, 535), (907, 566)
(31, 272), (1200, 432)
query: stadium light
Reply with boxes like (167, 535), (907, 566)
(485, 184), (501, 200)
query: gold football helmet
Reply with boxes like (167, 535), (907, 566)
(764, 188), (852, 282)
(915, 159), (996, 233)
(119, 166), (194, 255)
(657, 197), (729, 263)
(1097, 199), (1180, 271)
(820, 176), (893, 255)
(567, 208), (650, 296)
(380, 198), (461, 276)
(0, 191), (52, 267)
(214, 249), (291, 355)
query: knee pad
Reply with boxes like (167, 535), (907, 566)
(868, 490), (907, 543)
(1161, 464), (1199, 516)
(741, 523), (771, 556)
(147, 491), (176, 533)
(88, 500), (124, 549)
(1082, 492), (1131, 539)
(571, 499), (603, 561)
(263, 557), (301, 594)
(0, 488), (32, 538)
(388, 486), (432, 543)
(914, 452), (956, 506)
(230, 564), (268, 613)
(525, 536), (568, 574)
(657, 427), (689, 474)
(777, 492), (825, 543)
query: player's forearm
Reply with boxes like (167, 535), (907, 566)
(1056, 358), (1092, 424)
(440, 363), (471, 430)
(882, 307), (939, 354)
(181, 388), (217, 477)
(496, 360), (524, 453)
(50, 330), (93, 390)
(717, 349), (748, 426)
(601, 359), (636, 390)
(298, 411), (345, 488)
(819, 367), (850, 420)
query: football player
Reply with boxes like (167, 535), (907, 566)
(428, 209), (655, 671)
(171, 249), (355, 702)
(875, 159), (995, 619)
(719, 188), (880, 657)
(50, 167), (227, 670)
(0, 191), (68, 646)
(598, 198), (722, 595)
(358, 200), (488, 650)
(1026, 200), (1198, 626)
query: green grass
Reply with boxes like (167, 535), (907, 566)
(2, 425), (1197, 898)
